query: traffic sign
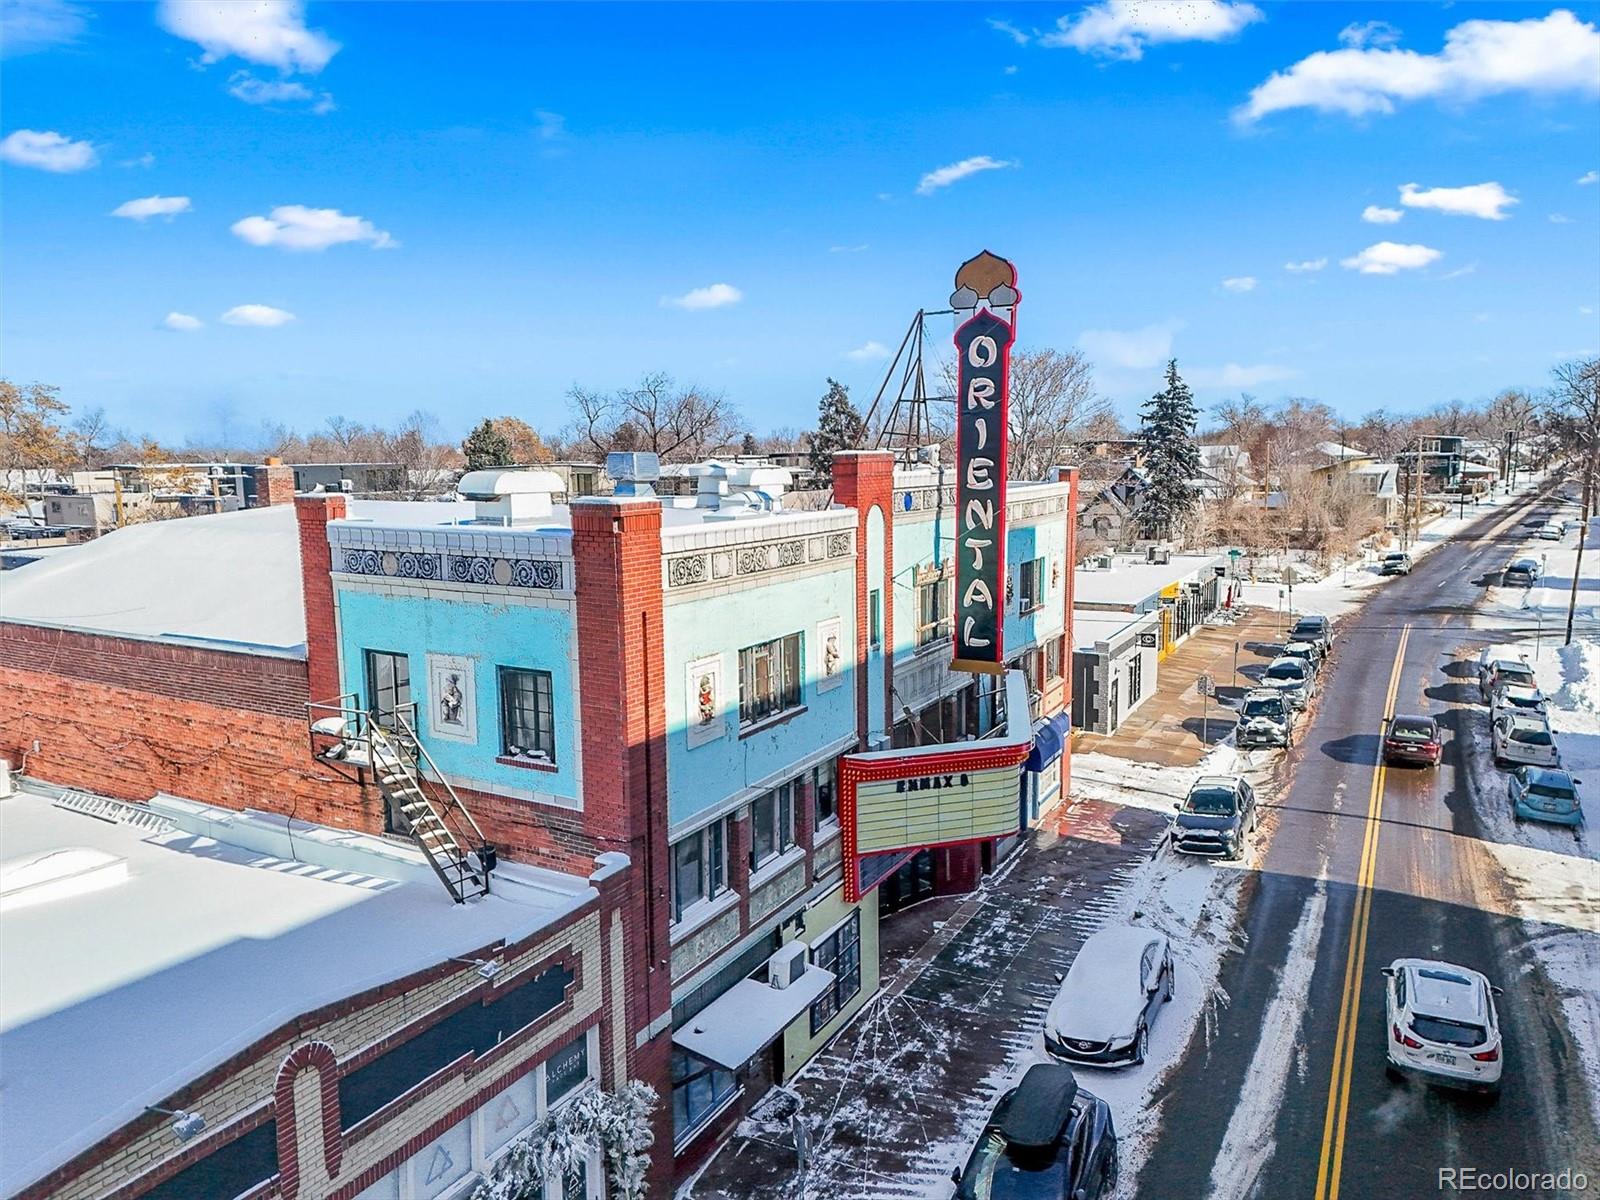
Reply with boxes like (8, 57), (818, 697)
(1197, 673), (1216, 697)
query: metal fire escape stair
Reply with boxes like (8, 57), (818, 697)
(366, 721), (491, 904)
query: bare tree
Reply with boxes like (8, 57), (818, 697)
(382, 410), (461, 498)
(939, 347), (1109, 479)
(1547, 357), (1599, 644)
(564, 372), (742, 462)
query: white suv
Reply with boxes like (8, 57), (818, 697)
(1382, 959), (1502, 1095)
(1491, 711), (1559, 768)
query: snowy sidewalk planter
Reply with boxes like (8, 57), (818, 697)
(474, 1083), (657, 1200)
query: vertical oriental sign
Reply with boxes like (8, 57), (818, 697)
(949, 251), (1019, 674)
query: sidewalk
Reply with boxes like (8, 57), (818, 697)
(1071, 607), (1284, 768)
(683, 804), (1169, 1200)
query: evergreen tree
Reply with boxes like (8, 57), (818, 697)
(1137, 359), (1201, 539)
(461, 418), (513, 471)
(807, 378), (866, 484)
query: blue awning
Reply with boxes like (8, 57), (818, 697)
(1026, 712), (1070, 771)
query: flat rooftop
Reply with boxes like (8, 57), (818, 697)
(1074, 552), (1226, 609)
(1072, 607), (1156, 649)
(0, 788), (594, 1197)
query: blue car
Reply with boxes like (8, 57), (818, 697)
(1508, 766), (1584, 826)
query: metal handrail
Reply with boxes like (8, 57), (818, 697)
(388, 707), (491, 851)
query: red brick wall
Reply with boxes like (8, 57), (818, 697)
(832, 451), (895, 743)
(569, 496), (675, 1192)
(0, 623), (360, 822)
(253, 463), (296, 507)
(296, 494), (347, 705)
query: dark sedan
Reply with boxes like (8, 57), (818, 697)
(953, 1064), (1118, 1200)
(1383, 714), (1441, 767)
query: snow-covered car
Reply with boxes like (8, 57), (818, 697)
(952, 1064), (1119, 1199)
(1262, 656), (1316, 710)
(1501, 558), (1540, 587)
(1476, 647), (1536, 702)
(1508, 766), (1583, 826)
(1044, 926), (1174, 1066)
(1537, 521), (1564, 541)
(1382, 959), (1503, 1095)
(1378, 551), (1412, 576)
(1288, 614), (1334, 651)
(1236, 689), (1293, 748)
(1171, 775), (1257, 859)
(1489, 683), (1548, 718)
(1382, 714), (1441, 767)
(1490, 711), (1559, 768)
(1282, 639), (1324, 673)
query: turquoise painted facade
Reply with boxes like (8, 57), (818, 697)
(333, 587), (583, 805)
(1003, 517), (1069, 651)
(662, 565), (857, 830)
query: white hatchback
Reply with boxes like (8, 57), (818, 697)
(1491, 711), (1559, 768)
(1382, 958), (1503, 1095)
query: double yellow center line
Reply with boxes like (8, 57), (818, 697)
(1314, 622), (1412, 1200)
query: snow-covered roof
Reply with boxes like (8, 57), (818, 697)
(1315, 441), (1371, 463)
(0, 500), (477, 656)
(0, 789), (595, 1197)
(1073, 553), (1226, 610)
(1072, 608), (1157, 650)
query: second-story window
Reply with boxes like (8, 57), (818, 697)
(751, 782), (797, 869)
(498, 667), (556, 763)
(813, 758), (837, 830)
(916, 573), (953, 647)
(1019, 557), (1046, 613)
(670, 818), (729, 922)
(739, 633), (802, 727)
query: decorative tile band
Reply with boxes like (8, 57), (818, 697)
(336, 548), (565, 591)
(666, 530), (853, 591)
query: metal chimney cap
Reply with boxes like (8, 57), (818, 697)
(605, 452), (661, 482)
(457, 469), (563, 501)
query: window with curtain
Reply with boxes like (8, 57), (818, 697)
(738, 633), (803, 726)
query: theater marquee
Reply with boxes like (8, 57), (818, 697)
(949, 250), (1019, 675)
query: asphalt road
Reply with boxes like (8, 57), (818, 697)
(1135, 487), (1600, 1200)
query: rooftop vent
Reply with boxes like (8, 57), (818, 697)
(606, 452), (660, 498)
(697, 464), (792, 519)
(456, 469), (563, 526)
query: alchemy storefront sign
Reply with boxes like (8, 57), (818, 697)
(949, 250), (1019, 674)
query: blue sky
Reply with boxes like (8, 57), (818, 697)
(3, 0), (1598, 446)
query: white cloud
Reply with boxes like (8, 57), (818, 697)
(916, 155), (1016, 195)
(1399, 180), (1516, 220)
(535, 110), (565, 140)
(0, 128), (96, 171)
(111, 194), (191, 220)
(1187, 363), (1298, 387)
(221, 304), (295, 327)
(1440, 262), (1478, 279)
(1362, 204), (1404, 224)
(1549, 212), (1573, 224)
(1238, 10), (1600, 123)
(846, 341), (890, 361)
(989, 17), (1031, 45)
(163, 311), (202, 332)
(1221, 275), (1257, 293)
(1338, 20), (1400, 50)
(1582, 306), (1595, 315)
(229, 74), (313, 103)
(1340, 241), (1443, 275)
(1004, 64), (1019, 75)
(1041, 0), (1262, 60)
(1579, 170), (1600, 185)
(119, 152), (156, 169)
(1077, 321), (1182, 370)
(661, 283), (742, 311)
(1284, 258), (1327, 273)
(828, 244), (869, 254)
(159, 0), (337, 72)
(1, 0), (87, 57)
(231, 205), (395, 251)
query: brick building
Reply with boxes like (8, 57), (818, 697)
(0, 451), (1078, 1198)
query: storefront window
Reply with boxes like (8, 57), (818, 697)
(671, 1048), (738, 1146)
(809, 911), (862, 1034)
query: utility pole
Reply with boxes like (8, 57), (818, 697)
(1567, 430), (1594, 646)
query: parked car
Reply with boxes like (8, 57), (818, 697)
(1491, 711), (1559, 768)
(952, 1064), (1119, 1199)
(1288, 614), (1334, 650)
(1501, 558), (1541, 587)
(1382, 959), (1503, 1095)
(1538, 521), (1564, 541)
(1383, 714), (1441, 767)
(1282, 639), (1325, 673)
(1508, 766), (1584, 827)
(1476, 647), (1537, 702)
(1044, 926), (1174, 1067)
(1171, 775), (1258, 859)
(1237, 689), (1294, 749)
(1379, 551), (1412, 576)
(1489, 683), (1548, 718)
(1262, 656), (1317, 710)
